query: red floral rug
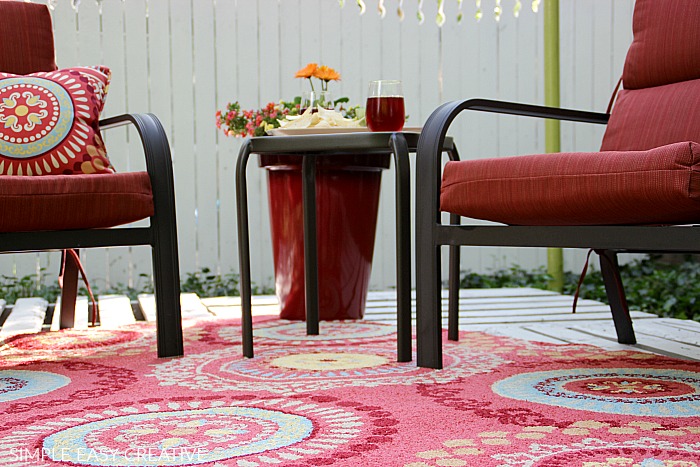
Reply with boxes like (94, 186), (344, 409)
(1, 317), (699, 466)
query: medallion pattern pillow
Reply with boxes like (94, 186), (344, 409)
(0, 66), (114, 176)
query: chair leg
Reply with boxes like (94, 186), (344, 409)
(416, 244), (444, 369)
(597, 249), (636, 345)
(390, 133), (412, 362)
(58, 249), (79, 329)
(447, 215), (461, 341)
(149, 198), (184, 357)
(446, 148), (461, 342)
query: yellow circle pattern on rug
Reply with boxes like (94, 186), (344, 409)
(270, 352), (389, 370)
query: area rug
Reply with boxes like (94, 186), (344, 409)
(1, 316), (699, 466)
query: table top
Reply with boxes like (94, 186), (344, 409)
(245, 131), (454, 155)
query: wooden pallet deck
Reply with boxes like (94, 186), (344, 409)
(1, 288), (699, 361)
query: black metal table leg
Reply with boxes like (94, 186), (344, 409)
(390, 134), (412, 362)
(302, 156), (320, 335)
(235, 140), (255, 357)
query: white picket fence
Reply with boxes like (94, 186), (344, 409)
(0, 0), (634, 293)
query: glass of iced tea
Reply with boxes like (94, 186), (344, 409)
(300, 90), (333, 114)
(365, 80), (405, 132)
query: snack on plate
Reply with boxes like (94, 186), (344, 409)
(276, 107), (364, 130)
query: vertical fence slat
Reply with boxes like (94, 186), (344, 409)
(213, 0), (240, 276)
(237, 0), (273, 287)
(192, 0), (220, 274)
(169, 0), (198, 276)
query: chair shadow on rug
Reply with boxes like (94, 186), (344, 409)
(415, 0), (700, 368)
(0, 1), (182, 357)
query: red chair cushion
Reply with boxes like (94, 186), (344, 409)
(622, 0), (700, 90)
(440, 142), (700, 226)
(0, 2), (57, 75)
(601, 79), (700, 152)
(0, 67), (114, 176)
(0, 172), (154, 232)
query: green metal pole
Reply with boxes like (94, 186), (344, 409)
(544, 0), (564, 292)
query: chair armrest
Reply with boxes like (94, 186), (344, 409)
(99, 113), (173, 178)
(99, 113), (176, 209)
(431, 98), (610, 125)
(415, 98), (609, 223)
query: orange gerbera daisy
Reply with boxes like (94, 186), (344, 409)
(295, 63), (318, 79)
(313, 66), (341, 82)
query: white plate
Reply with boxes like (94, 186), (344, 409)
(267, 126), (422, 136)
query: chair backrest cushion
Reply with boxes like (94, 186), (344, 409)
(622, 0), (700, 90)
(601, 79), (700, 152)
(0, 67), (114, 175)
(0, 2), (58, 75)
(601, 0), (700, 152)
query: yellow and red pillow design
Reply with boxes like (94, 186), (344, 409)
(0, 66), (113, 175)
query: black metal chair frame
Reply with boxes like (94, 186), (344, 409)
(0, 113), (184, 358)
(415, 98), (700, 369)
(236, 131), (458, 363)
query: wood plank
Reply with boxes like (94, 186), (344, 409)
(97, 295), (136, 329)
(454, 310), (654, 325)
(365, 302), (617, 316)
(367, 287), (560, 301)
(623, 320), (700, 347)
(0, 298), (48, 336)
(653, 318), (700, 333)
(523, 323), (649, 351)
(365, 296), (605, 308)
(461, 324), (567, 344)
(570, 321), (700, 361)
(362, 309), (655, 324)
(137, 294), (156, 322)
(201, 295), (279, 308)
(206, 303), (281, 319)
(202, 295), (281, 318)
(139, 293), (211, 321)
(180, 293), (212, 318)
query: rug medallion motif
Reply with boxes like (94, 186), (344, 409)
(1, 316), (699, 466)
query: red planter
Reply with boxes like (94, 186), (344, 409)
(260, 154), (390, 320)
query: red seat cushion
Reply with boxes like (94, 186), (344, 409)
(0, 2), (57, 75)
(0, 172), (154, 232)
(440, 142), (700, 226)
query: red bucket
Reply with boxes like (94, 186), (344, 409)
(260, 153), (390, 320)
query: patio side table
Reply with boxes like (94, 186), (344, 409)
(235, 131), (459, 362)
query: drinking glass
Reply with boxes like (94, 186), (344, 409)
(365, 80), (405, 132)
(300, 90), (333, 114)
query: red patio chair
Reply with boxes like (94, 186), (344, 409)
(415, 0), (700, 368)
(0, 1), (183, 358)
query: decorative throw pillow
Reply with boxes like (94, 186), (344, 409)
(0, 66), (114, 175)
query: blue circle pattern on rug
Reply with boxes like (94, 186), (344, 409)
(491, 368), (700, 417)
(0, 370), (70, 402)
(43, 407), (313, 466)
